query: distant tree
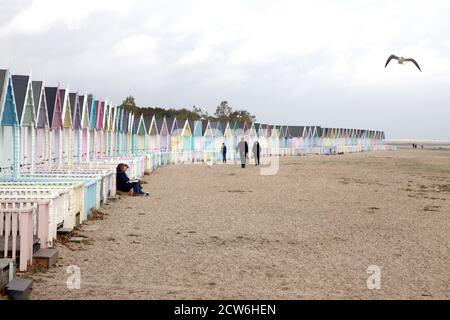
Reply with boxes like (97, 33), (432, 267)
(118, 96), (257, 124)
(229, 109), (256, 124)
(215, 101), (232, 120)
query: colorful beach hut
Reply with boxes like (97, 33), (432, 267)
(181, 119), (193, 162)
(147, 115), (159, 152)
(32, 80), (50, 167)
(135, 113), (147, 154)
(69, 92), (82, 162)
(12, 74), (36, 172)
(157, 116), (169, 153)
(79, 94), (90, 161)
(0, 69), (20, 178)
(192, 120), (203, 161)
(44, 86), (63, 166)
(60, 88), (73, 164)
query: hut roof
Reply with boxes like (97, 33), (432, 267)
(44, 87), (57, 126)
(32, 81), (42, 114)
(11, 75), (29, 122)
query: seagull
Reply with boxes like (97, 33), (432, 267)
(385, 55), (422, 72)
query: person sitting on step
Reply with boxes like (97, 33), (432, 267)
(116, 163), (149, 196)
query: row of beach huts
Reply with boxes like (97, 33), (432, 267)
(0, 68), (387, 297)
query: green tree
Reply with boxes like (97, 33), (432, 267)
(214, 101), (232, 120)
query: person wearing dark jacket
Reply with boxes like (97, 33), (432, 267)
(221, 143), (227, 163)
(116, 163), (148, 196)
(252, 141), (261, 166)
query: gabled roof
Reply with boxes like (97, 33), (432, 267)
(203, 120), (213, 137)
(0, 69), (19, 126)
(284, 126), (292, 138)
(219, 121), (227, 135)
(155, 117), (165, 134)
(193, 120), (203, 137)
(159, 116), (169, 135)
(69, 92), (81, 129)
(96, 100), (104, 130)
(143, 115), (152, 133)
(11, 75), (28, 122)
(181, 119), (192, 137)
(148, 115), (159, 135)
(211, 121), (223, 136)
(91, 100), (99, 129)
(138, 114), (147, 135)
(44, 87), (63, 128)
(32, 81), (42, 114)
(170, 117), (181, 135)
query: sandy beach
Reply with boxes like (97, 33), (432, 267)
(26, 149), (450, 299)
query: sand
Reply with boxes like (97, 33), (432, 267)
(25, 149), (450, 299)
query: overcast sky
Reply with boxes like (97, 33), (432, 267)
(1, 0), (450, 139)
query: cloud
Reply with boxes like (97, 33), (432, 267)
(1, 0), (450, 139)
(0, 0), (135, 36)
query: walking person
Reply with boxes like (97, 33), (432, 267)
(221, 143), (227, 163)
(236, 138), (247, 168)
(116, 163), (149, 196)
(252, 140), (261, 166)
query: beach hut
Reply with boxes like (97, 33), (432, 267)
(79, 94), (90, 161)
(203, 120), (214, 162)
(87, 96), (97, 160)
(69, 92), (82, 162)
(157, 116), (170, 153)
(12, 74), (36, 172)
(101, 101), (110, 158)
(59, 88), (73, 164)
(32, 80), (50, 168)
(311, 126), (321, 152)
(147, 115), (159, 152)
(211, 121), (224, 162)
(283, 126), (292, 155)
(181, 119), (193, 162)
(108, 104), (116, 157)
(103, 103), (113, 158)
(170, 117), (182, 155)
(131, 112), (136, 155)
(124, 110), (131, 155)
(269, 125), (280, 156)
(135, 113), (147, 154)
(114, 106), (122, 156)
(96, 100), (105, 159)
(118, 107), (124, 156)
(192, 120), (203, 162)
(44, 86), (63, 166)
(0, 69), (20, 178)
(289, 126), (302, 155)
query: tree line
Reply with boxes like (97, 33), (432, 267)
(120, 96), (256, 124)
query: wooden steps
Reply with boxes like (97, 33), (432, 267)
(32, 248), (58, 268)
(6, 277), (33, 300)
(0, 259), (15, 291)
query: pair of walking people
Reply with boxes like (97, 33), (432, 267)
(221, 139), (261, 168)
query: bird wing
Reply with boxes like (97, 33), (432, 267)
(404, 58), (422, 72)
(385, 55), (399, 68)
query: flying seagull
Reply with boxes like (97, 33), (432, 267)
(385, 55), (422, 72)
